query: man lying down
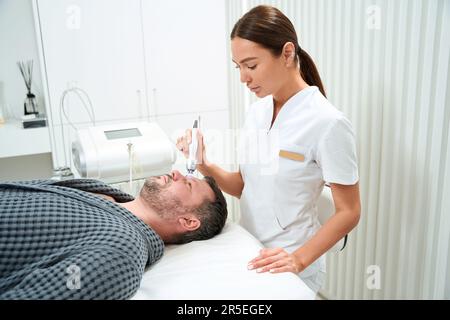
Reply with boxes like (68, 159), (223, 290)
(0, 170), (227, 299)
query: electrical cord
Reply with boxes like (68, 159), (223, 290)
(58, 86), (96, 167)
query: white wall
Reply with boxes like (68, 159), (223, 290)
(0, 0), (45, 119)
(0, 0), (52, 180)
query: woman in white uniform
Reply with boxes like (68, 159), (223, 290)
(177, 5), (361, 294)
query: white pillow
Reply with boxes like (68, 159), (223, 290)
(132, 222), (315, 300)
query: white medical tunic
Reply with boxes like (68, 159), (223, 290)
(238, 86), (359, 292)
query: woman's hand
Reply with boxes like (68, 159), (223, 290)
(175, 129), (209, 167)
(247, 248), (305, 274)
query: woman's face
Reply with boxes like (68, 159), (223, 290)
(231, 37), (287, 98)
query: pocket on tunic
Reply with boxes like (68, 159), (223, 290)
(278, 143), (311, 169)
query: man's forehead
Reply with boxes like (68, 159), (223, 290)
(196, 179), (215, 202)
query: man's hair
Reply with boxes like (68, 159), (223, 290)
(169, 176), (228, 244)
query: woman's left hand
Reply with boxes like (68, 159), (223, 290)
(247, 248), (305, 274)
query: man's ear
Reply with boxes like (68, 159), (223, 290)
(177, 215), (200, 232)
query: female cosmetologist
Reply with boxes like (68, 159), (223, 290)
(177, 5), (361, 294)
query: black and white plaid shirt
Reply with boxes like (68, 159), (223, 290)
(0, 179), (164, 299)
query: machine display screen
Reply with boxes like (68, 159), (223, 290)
(104, 128), (142, 140)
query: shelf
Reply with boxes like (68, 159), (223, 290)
(0, 119), (51, 158)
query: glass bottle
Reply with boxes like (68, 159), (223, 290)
(24, 91), (38, 115)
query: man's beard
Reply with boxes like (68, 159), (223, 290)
(140, 176), (189, 219)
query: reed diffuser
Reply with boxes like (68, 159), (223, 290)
(17, 60), (38, 115)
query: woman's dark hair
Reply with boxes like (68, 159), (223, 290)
(169, 176), (228, 244)
(231, 5), (326, 97)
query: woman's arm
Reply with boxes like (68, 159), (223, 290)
(248, 182), (360, 274)
(293, 182), (361, 270)
(198, 162), (244, 198)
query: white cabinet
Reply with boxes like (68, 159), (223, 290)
(141, 0), (228, 115)
(0, 120), (51, 158)
(36, 0), (148, 125)
(34, 0), (149, 168)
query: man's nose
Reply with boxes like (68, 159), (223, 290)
(171, 170), (185, 182)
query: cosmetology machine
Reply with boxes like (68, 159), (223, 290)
(71, 122), (177, 184)
(186, 116), (201, 177)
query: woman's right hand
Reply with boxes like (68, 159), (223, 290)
(176, 129), (208, 167)
(177, 129), (244, 197)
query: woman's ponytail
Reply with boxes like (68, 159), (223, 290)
(297, 47), (326, 97)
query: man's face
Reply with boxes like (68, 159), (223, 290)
(140, 170), (215, 219)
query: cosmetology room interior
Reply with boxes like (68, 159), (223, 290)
(0, 0), (449, 300)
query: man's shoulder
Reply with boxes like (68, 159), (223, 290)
(0, 179), (53, 186)
(52, 179), (135, 202)
(0, 178), (102, 189)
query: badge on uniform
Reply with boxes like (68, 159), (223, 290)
(279, 149), (305, 162)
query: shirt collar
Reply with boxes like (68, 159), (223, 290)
(267, 86), (318, 130)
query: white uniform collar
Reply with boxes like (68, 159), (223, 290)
(266, 86), (318, 131)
